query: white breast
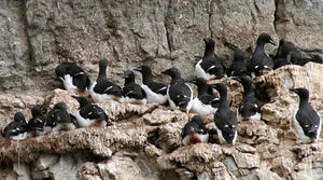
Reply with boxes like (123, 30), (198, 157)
(75, 111), (95, 127)
(62, 74), (77, 91)
(90, 82), (119, 103)
(195, 60), (215, 80)
(191, 98), (217, 115)
(141, 84), (168, 104)
(11, 132), (28, 140)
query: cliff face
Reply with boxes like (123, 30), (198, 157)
(0, 0), (322, 180)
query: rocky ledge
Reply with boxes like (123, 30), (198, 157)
(0, 63), (322, 180)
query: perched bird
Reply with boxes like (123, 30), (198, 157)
(90, 59), (123, 102)
(73, 96), (108, 128)
(273, 39), (294, 69)
(28, 105), (46, 137)
(134, 65), (168, 104)
(162, 67), (193, 113)
(290, 88), (321, 143)
(234, 75), (263, 121)
(212, 83), (238, 145)
(46, 102), (77, 132)
(1, 112), (29, 140)
(55, 62), (90, 91)
(121, 70), (147, 105)
(195, 38), (225, 80)
(182, 115), (209, 145)
(290, 52), (323, 66)
(227, 47), (248, 77)
(248, 33), (276, 77)
(190, 78), (219, 116)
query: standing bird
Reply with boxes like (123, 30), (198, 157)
(162, 67), (194, 113)
(55, 62), (91, 91)
(134, 65), (168, 104)
(227, 47), (248, 77)
(182, 115), (209, 146)
(212, 83), (238, 145)
(1, 112), (29, 140)
(273, 39), (295, 69)
(28, 105), (46, 137)
(290, 88), (321, 143)
(121, 70), (147, 105)
(73, 96), (109, 128)
(90, 59), (123, 102)
(46, 102), (77, 132)
(248, 33), (276, 77)
(190, 78), (219, 116)
(195, 38), (225, 80)
(234, 75), (263, 121)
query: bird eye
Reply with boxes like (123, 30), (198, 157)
(224, 125), (229, 128)
(305, 125), (309, 127)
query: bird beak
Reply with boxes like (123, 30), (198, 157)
(122, 74), (128, 79)
(161, 70), (168, 75)
(289, 88), (296, 93)
(71, 95), (79, 101)
(269, 38), (276, 46)
(134, 67), (142, 72)
(232, 77), (241, 82)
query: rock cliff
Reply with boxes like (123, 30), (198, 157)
(0, 0), (322, 179)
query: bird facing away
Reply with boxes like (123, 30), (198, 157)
(233, 75), (263, 121)
(134, 65), (168, 104)
(73, 96), (109, 128)
(2, 112), (29, 140)
(190, 78), (219, 116)
(212, 83), (238, 145)
(273, 39), (295, 69)
(121, 70), (147, 105)
(195, 38), (225, 80)
(90, 59), (123, 102)
(46, 102), (77, 132)
(182, 115), (209, 146)
(162, 67), (194, 113)
(227, 47), (248, 77)
(248, 33), (276, 77)
(28, 105), (46, 137)
(290, 88), (321, 143)
(55, 62), (90, 91)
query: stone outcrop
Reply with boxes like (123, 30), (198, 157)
(0, 63), (322, 179)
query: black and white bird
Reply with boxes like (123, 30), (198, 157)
(182, 115), (209, 145)
(134, 65), (168, 104)
(121, 70), (147, 105)
(212, 83), (238, 145)
(248, 33), (276, 77)
(73, 96), (108, 128)
(162, 67), (194, 113)
(28, 105), (46, 137)
(55, 62), (91, 91)
(90, 59), (123, 102)
(1, 112), (29, 140)
(227, 47), (248, 77)
(191, 78), (219, 115)
(234, 75), (263, 121)
(46, 102), (77, 132)
(290, 88), (321, 143)
(195, 38), (225, 80)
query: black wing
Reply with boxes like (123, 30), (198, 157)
(94, 79), (123, 97)
(80, 105), (107, 120)
(123, 84), (145, 99)
(2, 122), (28, 137)
(169, 82), (192, 108)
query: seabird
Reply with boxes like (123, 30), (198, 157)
(195, 38), (225, 80)
(55, 62), (91, 91)
(190, 78), (219, 115)
(90, 59), (123, 102)
(134, 65), (168, 104)
(28, 105), (46, 137)
(46, 102), (77, 131)
(121, 70), (147, 105)
(248, 33), (276, 77)
(182, 115), (209, 145)
(162, 67), (193, 113)
(290, 88), (321, 143)
(291, 52), (323, 66)
(1, 112), (29, 140)
(227, 47), (248, 77)
(73, 96), (109, 128)
(273, 39), (295, 69)
(212, 83), (238, 145)
(234, 75), (263, 121)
